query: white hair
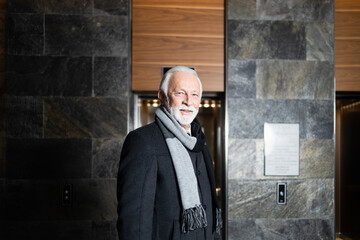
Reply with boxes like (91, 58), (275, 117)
(159, 66), (203, 98)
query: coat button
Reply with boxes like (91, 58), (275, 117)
(197, 170), (201, 176)
(203, 204), (207, 210)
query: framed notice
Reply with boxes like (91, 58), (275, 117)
(264, 123), (299, 176)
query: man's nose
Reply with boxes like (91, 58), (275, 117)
(183, 93), (193, 106)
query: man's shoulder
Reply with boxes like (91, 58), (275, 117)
(126, 122), (163, 143)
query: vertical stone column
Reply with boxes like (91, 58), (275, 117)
(4, 1), (130, 239)
(226, 0), (335, 239)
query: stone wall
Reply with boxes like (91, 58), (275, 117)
(3, 0), (129, 239)
(226, 0), (335, 239)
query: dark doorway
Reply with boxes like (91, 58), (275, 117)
(336, 92), (360, 239)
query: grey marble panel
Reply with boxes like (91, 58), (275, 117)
(4, 220), (118, 240)
(302, 100), (334, 139)
(93, 16), (128, 57)
(92, 137), (124, 178)
(44, 0), (92, 14)
(5, 179), (117, 221)
(5, 97), (43, 138)
(228, 99), (301, 139)
(306, 22), (335, 62)
(228, 219), (257, 240)
(227, 59), (256, 98)
(228, 179), (334, 219)
(6, 138), (92, 179)
(228, 139), (257, 180)
(228, 99), (333, 139)
(94, 57), (128, 96)
(254, 139), (335, 179)
(7, 0), (44, 13)
(255, 218), (334, 240)
(44, 97), (127, 138)
(45, 15), (93, 56)
(228, 0), (256, 20)
(228, 20), (306, 60)
(257, 0), (334, 22)
(256, 60), (334, 100)
(94, 0), (129, 16)
(7, 55), (92, 96)
(7, 13), (43, 55)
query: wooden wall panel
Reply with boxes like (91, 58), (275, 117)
(133, 36), (223, 64)
(336, 39), (360, 65)
(132, 0), (224, 92)
(336, 12), (360, 37)
(335, 0), (360, 92)
(336, 66), (360, 91)
(133, 7), (224, 37)
(336, 0), (360, 9)
(132, 64), (223, 91)
(133, 0), (223, 9)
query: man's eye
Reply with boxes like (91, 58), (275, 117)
(177, 91), (184, 95)
(192, 93), (199, 97)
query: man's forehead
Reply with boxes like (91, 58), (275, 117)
(169, 72), (200, 89)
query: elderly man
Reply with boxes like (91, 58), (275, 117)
(117, 66), (222, 239)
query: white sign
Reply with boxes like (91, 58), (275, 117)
(264, 123), (299, 176)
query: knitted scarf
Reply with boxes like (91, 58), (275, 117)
(155, 106), (222, 234)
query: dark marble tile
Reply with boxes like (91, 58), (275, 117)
(228, 99), (301, 139)
(94, 0), (129, 16)
(7, 13), (43, 55)
(257, 0), (335, 22)
(302, 100), (334, 139)
(228, 179), (334, 219)
(93, 16), (128, 57)
(4, 220), (118, 240)
(227, 59), (256, 98)
(7, 55), (92, 96)
(256, 60), (334, 100)
(44, 0), (92, 14)
(228, 20), (306, 60)
(228, 219), (257, 240)
(5, 97), (43, 138)
(306, 22), (335, 62)
(255, 218), (334, 240)
(94, 57), (128, 96)
(6, 138), (92, 179)
(0, 179), (4, 221)
(92, 137), (124, 178)
(44, 97), (128, 138)
(7, 0), (44, 13)
(5, 179), (116, 221)
(45, 15), (93, 56)
(228, 0), (256, 20)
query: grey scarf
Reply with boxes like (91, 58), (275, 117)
(155, 106), (207, 233)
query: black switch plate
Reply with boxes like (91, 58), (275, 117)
(277, 182), (287, 205)
(62, 184), (72, 206)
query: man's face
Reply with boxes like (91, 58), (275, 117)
(165, 71), (201, 128)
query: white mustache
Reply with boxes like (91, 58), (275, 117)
(178, 105), (196, 112)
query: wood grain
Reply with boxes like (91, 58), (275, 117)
(133, 0), (224, 9)
(336, 66), (360, 91)
(133, 35), (224, 64)
(132, 63), (224, 92)
(336, 11), (360, 38)
(336, 39), (360, 65)
(133, 7), (224, 37)
(336, 0), (360, 10)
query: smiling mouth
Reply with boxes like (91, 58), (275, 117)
(180, 109), (193, 114)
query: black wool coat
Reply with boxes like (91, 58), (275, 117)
(117, 121), (220, 240)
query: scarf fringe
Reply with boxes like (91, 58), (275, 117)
(181, 205), (207, 233)
(216, 208), (223, 235)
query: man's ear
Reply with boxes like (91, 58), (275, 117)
(158, 90), (165, 105)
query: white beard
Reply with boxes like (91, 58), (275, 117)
(167, 104), (199, 127)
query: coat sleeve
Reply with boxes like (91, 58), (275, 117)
(117, 130), (158, 240)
